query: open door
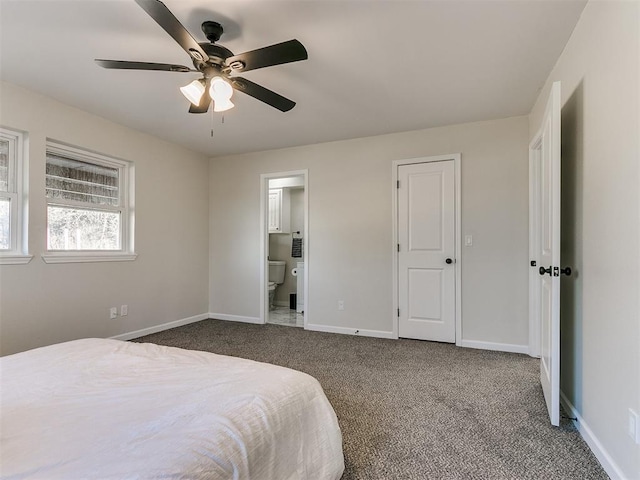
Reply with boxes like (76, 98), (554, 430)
(531, 81), (561, 426)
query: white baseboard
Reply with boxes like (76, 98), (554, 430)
(560, 391), (627, 480)
(305, 323), (395, 339)
(110, 313), (209, 341)
(209, 313), (263, 325)
(458, 339), (529, 354)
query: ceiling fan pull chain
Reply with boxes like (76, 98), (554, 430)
(211, 107), (215, 138)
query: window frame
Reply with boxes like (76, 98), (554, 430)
(0, 127), (31, 265)
(42, 141), (136, 264)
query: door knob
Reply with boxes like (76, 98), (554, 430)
(560, 267), (572, 276)
(445, 258), (453, 264)
(539, 266), (552, 276)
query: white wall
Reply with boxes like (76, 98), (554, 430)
(0, 82), (210, 356)
(209, 115), (529, 347)
(529, 1), (640, 477)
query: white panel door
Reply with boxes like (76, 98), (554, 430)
(398, 161), (455, 342)
(537, 81), (561, 426)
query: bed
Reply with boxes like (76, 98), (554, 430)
(0, 338), (344, 479)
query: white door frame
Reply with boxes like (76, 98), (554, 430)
(391, 154), (462, 343)
(259, 169), (309, 327)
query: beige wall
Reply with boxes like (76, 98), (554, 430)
(0, 82), (210, 356)
(210, 115), (530, 346)
(529, 1), (640, 477)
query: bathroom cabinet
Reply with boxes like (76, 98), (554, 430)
(268, 188), (290, 233)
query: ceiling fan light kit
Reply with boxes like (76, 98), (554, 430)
(209, 77), (234, 112)
(179, 76), (234, 112)
(180, 79), (205, 105)
(95, 0), (308, 115)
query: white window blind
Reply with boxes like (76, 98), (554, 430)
(46, 154), (119, 206)
(45, 142), (133, 255)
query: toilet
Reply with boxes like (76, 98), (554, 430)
(268, 260), (286, 310)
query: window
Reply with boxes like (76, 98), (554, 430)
(0, 127), (30, 264)
(43, 141), (135, 263)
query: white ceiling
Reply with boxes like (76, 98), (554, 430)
(0, 0), (586, 157)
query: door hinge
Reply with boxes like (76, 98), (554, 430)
(397, 180), (400, 189)
(397, 243), (400, 252)
(397, 308), (400, 317)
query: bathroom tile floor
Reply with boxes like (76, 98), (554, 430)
(268, 306), (304, 327)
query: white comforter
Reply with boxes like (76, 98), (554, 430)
(0, 339), (344, 479)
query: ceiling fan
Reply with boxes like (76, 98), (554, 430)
(95, 0), (308, 113)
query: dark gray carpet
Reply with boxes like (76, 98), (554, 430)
(133, 319), (607, 480)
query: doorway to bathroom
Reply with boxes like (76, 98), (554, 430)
(260, 170), (308, 328)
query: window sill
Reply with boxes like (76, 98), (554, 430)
(0, 254), (33, 265)
(41, 253), (138, 264)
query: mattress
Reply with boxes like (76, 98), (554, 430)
(0, 338), (344, 479)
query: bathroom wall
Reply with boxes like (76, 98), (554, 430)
(269, 187), (304, 305)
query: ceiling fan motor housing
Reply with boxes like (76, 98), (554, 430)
(198, 43), (234, 68)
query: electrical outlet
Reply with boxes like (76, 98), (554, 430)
(629, 409), (640, 444)
(120, 305), (128, 316)
(338, 300), (344, 311)
(109, 307), (118, 320)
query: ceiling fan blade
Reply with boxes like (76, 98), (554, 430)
(188, 83), (212, 114)
(135, 0), (209, 63)
(95, 59), (193, 72)
(225, 39), (307, 73)
(229, 77), (296, 112)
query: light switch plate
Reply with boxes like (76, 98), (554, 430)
(465, 235), (473, 246)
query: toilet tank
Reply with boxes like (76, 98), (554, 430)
(268, 260), (286, 284)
